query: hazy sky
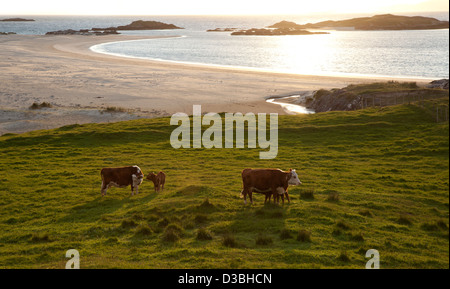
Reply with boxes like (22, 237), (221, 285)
(2, 0), (449, 15)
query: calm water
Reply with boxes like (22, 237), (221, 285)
(2, 13), (449, 79)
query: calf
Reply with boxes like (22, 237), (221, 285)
(240, 168), (302, 205)
(146, 171), (166, 193)
(100, 166), (144, 196)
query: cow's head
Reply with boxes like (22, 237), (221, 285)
(146, 172), (157, 183)
(133, 166), (144, 184)
(288, 169), (302, 185)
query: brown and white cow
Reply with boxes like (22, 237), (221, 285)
(100, 166), (144, 196)
(240, 168), (302, 205)
(146, 171), (166, 193)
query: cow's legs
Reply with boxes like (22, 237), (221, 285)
(241, 189), (247, 204)
(131, 185), (135, 196)
(285, 190), (291, 203)
(101, 181), (108, 196)
(241, 185), (249, 204)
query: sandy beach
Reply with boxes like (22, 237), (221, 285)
(0, 34), (429, 135)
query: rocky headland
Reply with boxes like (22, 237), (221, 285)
(306, 80), (449, 112)
(272, 14), (449, 31)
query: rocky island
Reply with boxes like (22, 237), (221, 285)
(231, 28), (329, 36)
(93, 20), (183, 31)
(207, 28), (239, 32)
(0, 18), (35, 22)
(274, 14), (449, 31)
(46, 20), (183, 36)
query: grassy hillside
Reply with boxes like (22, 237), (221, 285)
(0, 98), (448, 269)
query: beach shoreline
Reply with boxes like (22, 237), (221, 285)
(0, 34), (430, 135)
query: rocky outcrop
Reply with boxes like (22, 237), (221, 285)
(207, 28), (238, 32)
(45, 29), (119, 36)
(273, 14), (449, 31)
(0, 18), (35, 22)
(231, 28), (329, 36)
(427, 79), (449, 90)
(0, 32), (17, 35)
(305, 81), (449, 113)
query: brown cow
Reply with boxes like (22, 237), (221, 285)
(101, 166), (144, 196)
(146, 171), (166, 193)
(240, 168), (302, 205)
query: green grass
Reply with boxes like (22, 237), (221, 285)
(0, 98), (448, 269)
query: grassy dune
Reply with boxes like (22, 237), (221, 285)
(0, 97), (448, 268)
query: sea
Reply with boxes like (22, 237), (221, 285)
(1, 13), (449, 79)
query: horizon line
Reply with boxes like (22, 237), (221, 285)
(1, 10), (449, 17)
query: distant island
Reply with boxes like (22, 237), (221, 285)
(46, 20), (183, 36)
(93, 20), (183, 31)
(272, 14), (449, 31)
(0, 18), (35, 22)
(231, 28), (329, 36)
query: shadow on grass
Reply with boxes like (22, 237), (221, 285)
(57, 193), (158, 223)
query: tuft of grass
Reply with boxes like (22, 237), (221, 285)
(196, 228), (213, 241)
(222, 234), (238, 248)
(198, 198), (215, 211)
(337, 251), (351, 262)
(279, 229), (293, 240)
(30, 233), (51, 243)
(336, 220), (351, 230)
(162, 229), (179, 243)
(194, 214), (208, 224)
(437, 220), (448, 230)
(157, 217), (170, 228)
(397, 214), (413, 226)
(255, 234), (273, 246)
(29, 102), (52, 110)
(135, 225), (153, 236)
(350, 232), (365, 242)
(421, 221), (448, 232)
(332, 229), (342, 236)
(103, 106), (128, 113)
(297, 230), (311, 242)
(120, 219), (138, 229)
(326, 191), (340, 202)
(358, 210), (373, 217)
(162, 224), (184, 243)
(299, 189), (315, 200)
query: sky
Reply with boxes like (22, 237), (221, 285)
(1, 0), (449, 15)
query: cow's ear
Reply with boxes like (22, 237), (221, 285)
(289, 168), (292, 172)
